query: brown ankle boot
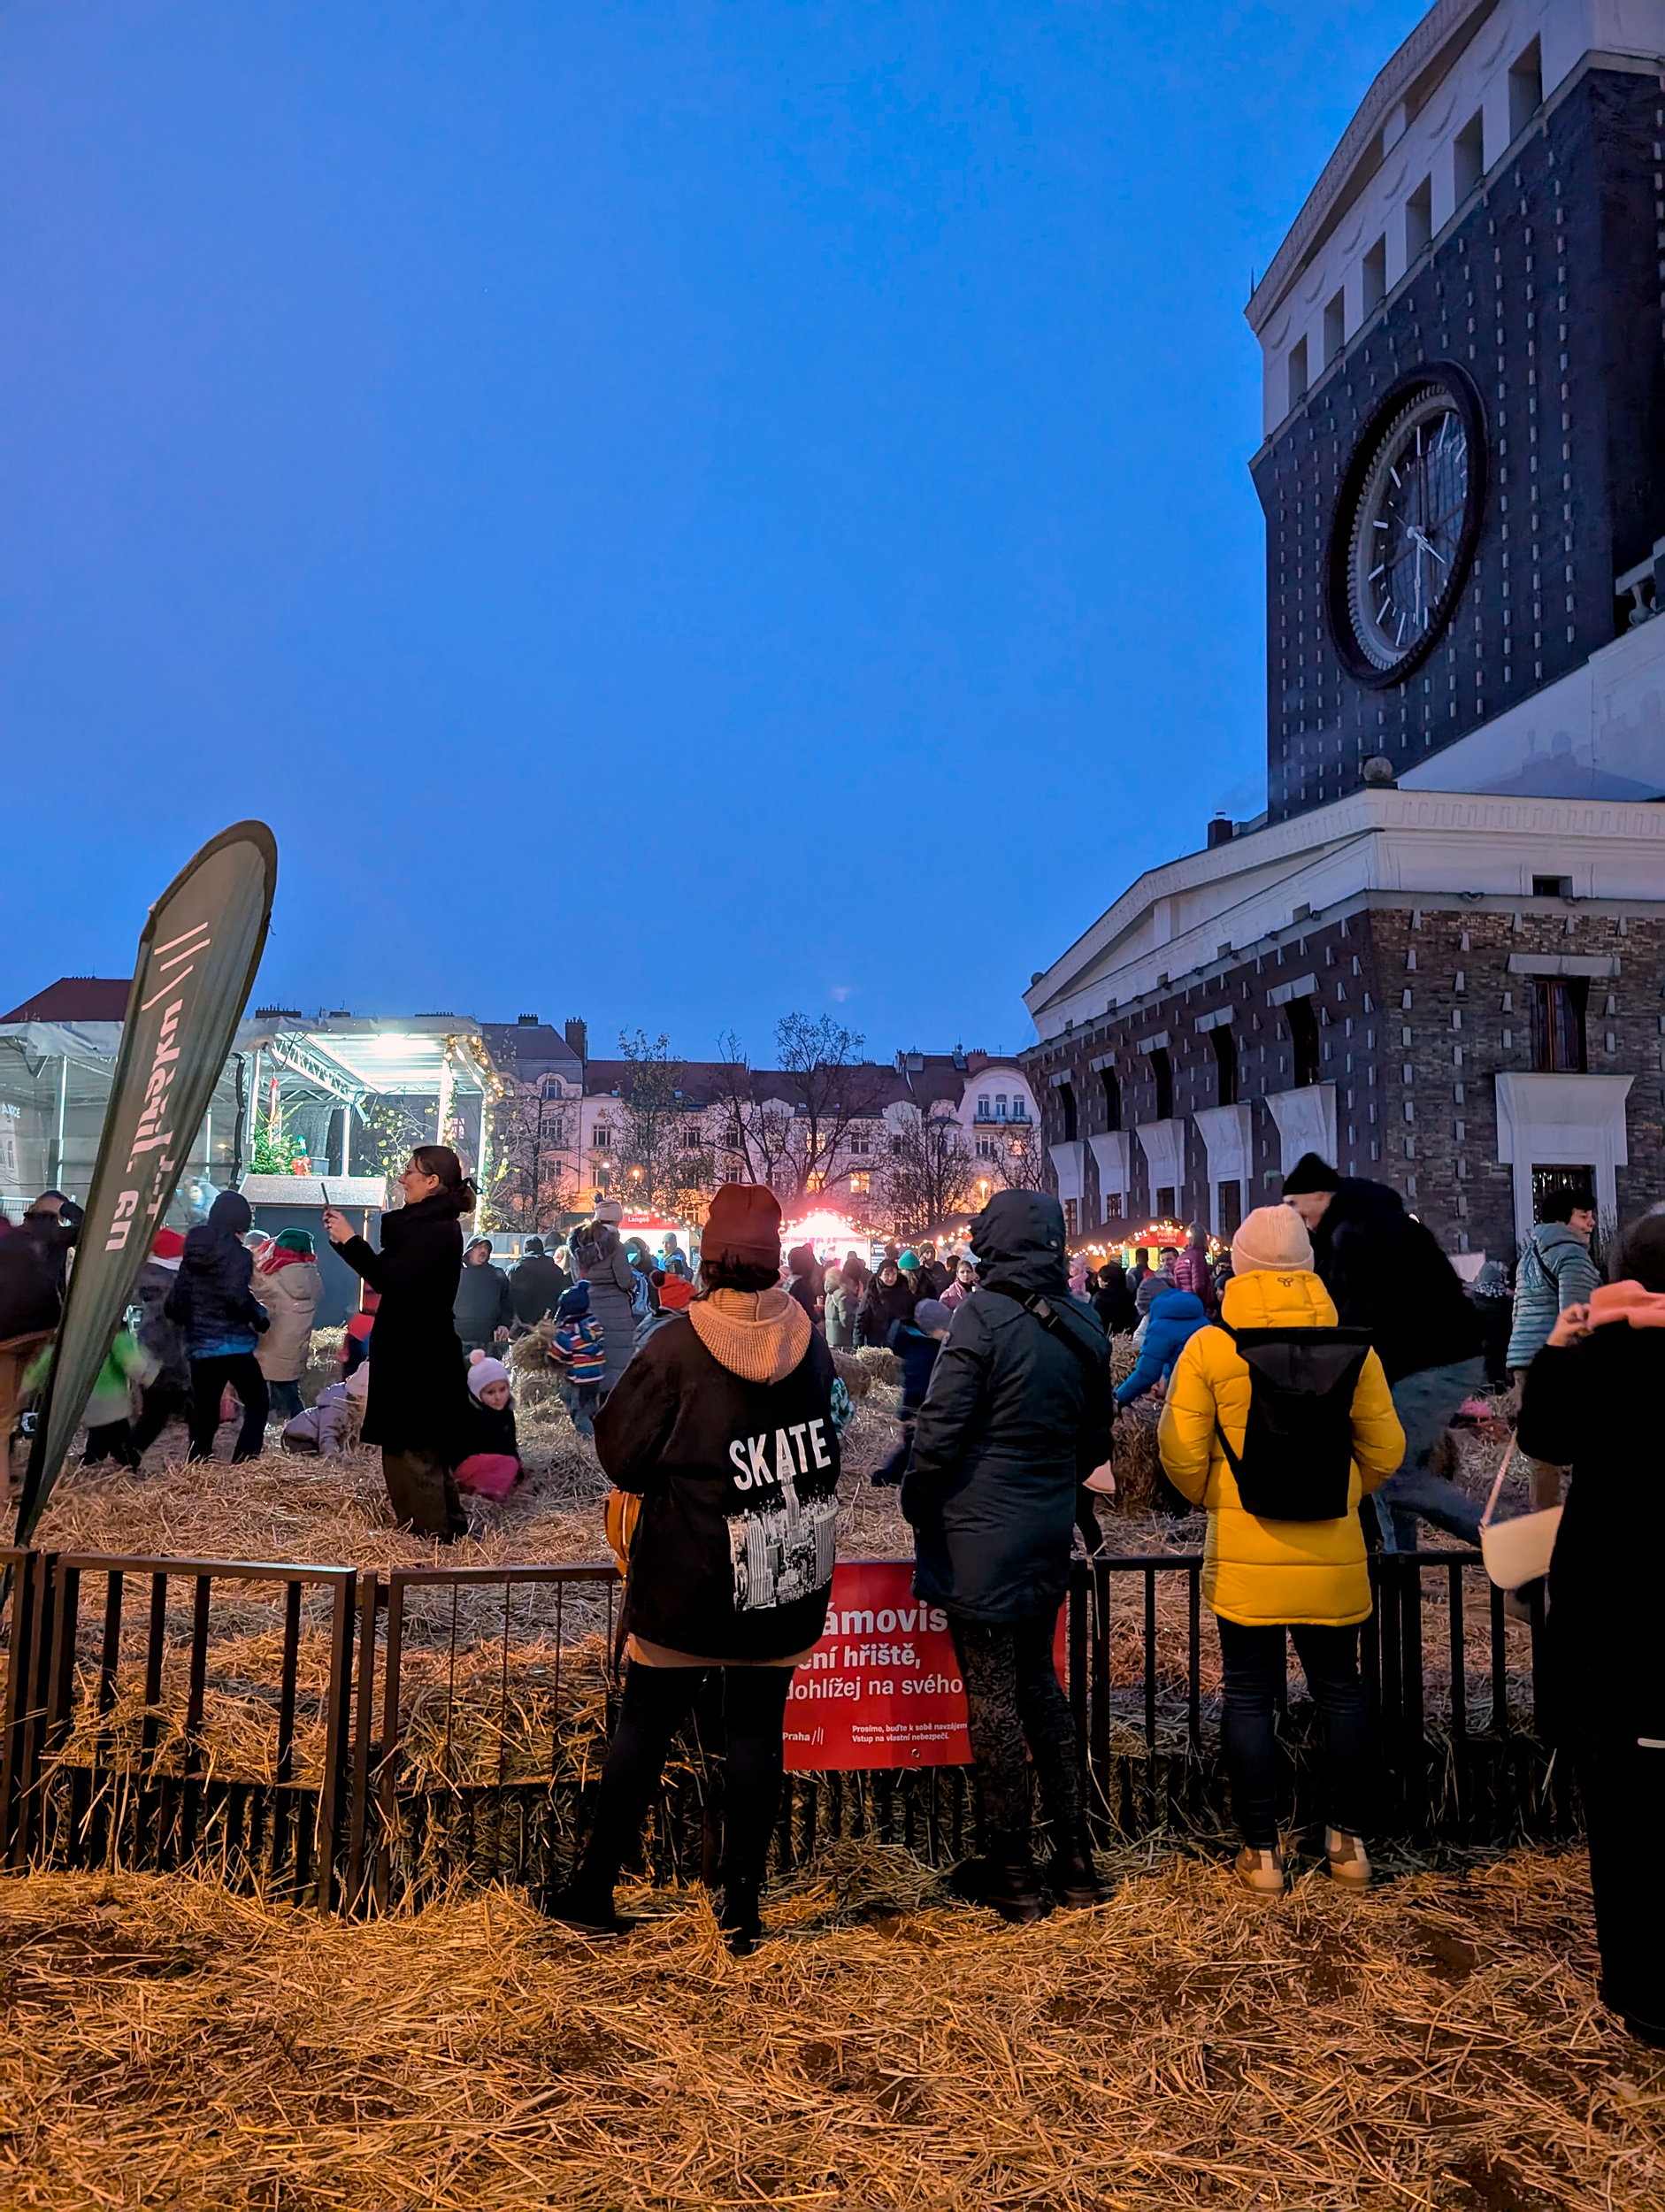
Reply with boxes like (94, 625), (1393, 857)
(1233, 1846), (1286, 1897)
(1324, 1828), (1371, 1890)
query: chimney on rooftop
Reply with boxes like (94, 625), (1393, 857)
(518, 1013), (539, 1026)
(1207, 815), (1235, 849)
(564, 1018), (588, 1062)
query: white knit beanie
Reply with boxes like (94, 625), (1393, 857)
(467, 1350), (511, 1398)
(1231, 1205), (1314, 1274)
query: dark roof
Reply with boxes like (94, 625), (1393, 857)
(582, 1058), (917, 1114)
(0, 977), (132, 1023)
(480, 1021), (583, 1080)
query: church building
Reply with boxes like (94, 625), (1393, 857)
(1023, 0), (1665, 1259)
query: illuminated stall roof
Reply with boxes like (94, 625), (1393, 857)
(238, 1016), (502, 1100)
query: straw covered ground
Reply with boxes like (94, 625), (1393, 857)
(0, 1846), (1653, 2211)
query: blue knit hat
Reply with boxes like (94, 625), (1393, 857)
(556, 1282), (592, 1320)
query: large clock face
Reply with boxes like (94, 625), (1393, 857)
(1327, 365), (1485, 687)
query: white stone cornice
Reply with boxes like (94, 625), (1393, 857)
(1024, 787), (1665, 1043)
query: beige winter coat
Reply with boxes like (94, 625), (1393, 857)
(254, 1259), (323, 1384)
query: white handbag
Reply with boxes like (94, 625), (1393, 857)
(1478, 1439), (1561, 1592)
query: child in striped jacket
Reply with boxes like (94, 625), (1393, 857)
(549, 1282), (606, 1438)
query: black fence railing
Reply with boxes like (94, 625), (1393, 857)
(0, 1547), (1562, 1912)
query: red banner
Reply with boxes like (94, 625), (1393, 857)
(784, 1560), (1066, 1772)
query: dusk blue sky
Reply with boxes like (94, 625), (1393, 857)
(0, 1), (1427, 1064)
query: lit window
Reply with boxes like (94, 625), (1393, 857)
(849, 1171), (871, 1195)
(592, 1123), (613, 1152)
(806, 1171), (825, 1194)
(995, 1094), (1008, 1120)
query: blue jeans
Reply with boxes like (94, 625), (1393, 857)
(1217, 1618), (1369, 1847)
(1372, 1356), (1486, 1552)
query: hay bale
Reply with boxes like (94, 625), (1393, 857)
(832, 1350), (872, 1399)
(856, 1346), (903, 1386)
(1110, 1397), (1164, 1514)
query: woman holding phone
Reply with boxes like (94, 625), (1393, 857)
(322, 1146), (477, 1540)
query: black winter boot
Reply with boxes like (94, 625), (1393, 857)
(716, 1874), (765, 1956)
(540, 1879), (639, 1938)
(1047, 1820), (1109, 1909)
(948, 1834), (1049, 1924)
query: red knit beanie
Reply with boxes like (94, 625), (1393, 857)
(702, 1183), (782, 1269)
(657, 1274), (695, 1311)
(151, 1229), (186, 1260)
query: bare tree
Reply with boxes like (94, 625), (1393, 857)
(484, 1080), (580, 1231)
(883, 1105), (979, 1239)
(994, 1116), (1051, 1194)
(713, 1016), (887, 1209)
(611, 1032), (684, 1211)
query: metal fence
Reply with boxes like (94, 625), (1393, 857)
(0, 1547), (1563, 1911)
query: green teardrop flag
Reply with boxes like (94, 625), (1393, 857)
(14, 822), (278, 1544)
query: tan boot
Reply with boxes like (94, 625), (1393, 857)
(1233, 1846), (1286, 1897)
(1324, 1828), (1371, 1890)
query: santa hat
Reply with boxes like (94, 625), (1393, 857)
(657, 1274), (695, 1312)
(467, 1350), (511, 1399)
(150, 1229), (186, 1262)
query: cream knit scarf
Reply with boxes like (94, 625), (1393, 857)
(688, 1286), (810, 1385)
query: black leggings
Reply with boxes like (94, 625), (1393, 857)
(187, 1354), (269, 1463)
(951, 1613), (1082, 1840)
(577, 1662), (793, 1896)
(1216, 1617), (1370, 1848)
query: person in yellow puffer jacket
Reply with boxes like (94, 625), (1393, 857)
(1159, 1204), (1404, 1898)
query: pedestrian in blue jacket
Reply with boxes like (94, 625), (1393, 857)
(1115, 1286), (1207, 1407)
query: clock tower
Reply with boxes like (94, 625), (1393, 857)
(1247, 0), (1665, 822)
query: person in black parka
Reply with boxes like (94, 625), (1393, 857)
(1518, 1207), (1665, 2047)
(165, 1189), (271, 1462)
(509, 1237), (569, 1330)
(902, 1189), (1116, 1922)
(324, 1147), (477, 1540)
(856, 1259), (915, 1348)
(454, 1236), (515, 1354)
(547, 1182), (840, 1953)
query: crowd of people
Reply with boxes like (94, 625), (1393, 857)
(2, 1147), (1657, 2042)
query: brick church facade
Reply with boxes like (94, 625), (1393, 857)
(1023, 0), (1665, 1263)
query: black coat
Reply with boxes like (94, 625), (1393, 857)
(903, 1190), (1115, 1624)
(509, 1253), (568, 1326)
(166, 1192), (269, 1356)
(915, 1260), (952, 1299)
(134, 1260), (189, 1389)
(856, 1274), (916, 1348)
(0, 1225), (63, 1343)
(1092, 1265), (1138, 1335)
(1312, 1178), (1482, 1383)
(462, 1390), (519, 1460)
(337, 1194), (472, 1460)
(454, 1256), (514, 1342)
(1518, 1323), (1665, 1748)
(596, 1316), (840, 1660)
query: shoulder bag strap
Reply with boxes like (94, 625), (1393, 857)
(1019, 1292), (1109, 1384)
(1480, 1438), (1514, 1532)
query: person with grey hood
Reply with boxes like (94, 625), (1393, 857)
(569, 1202), (638, 1401)
(902, 1190), (1116, 1924)
(1508, 1187), (1599, 1511)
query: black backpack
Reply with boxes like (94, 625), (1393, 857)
(1212, 1323), (1372, 1521)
